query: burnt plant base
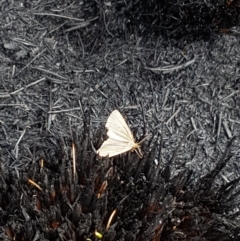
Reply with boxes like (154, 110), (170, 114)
(0, 125), (239, 241)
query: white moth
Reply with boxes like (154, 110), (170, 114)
(97, 110), (148, 158)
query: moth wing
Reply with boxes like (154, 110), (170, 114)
(105, 110), (134, 143)
(106, 129), (134, 143)
(97, 138), (133, 157)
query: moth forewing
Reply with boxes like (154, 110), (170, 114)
(97, 138), (133, 157)
(105, 110), (134, 141)
(107, 129), (132, 142)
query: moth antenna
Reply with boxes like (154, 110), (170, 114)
(138, 133), (152, 145)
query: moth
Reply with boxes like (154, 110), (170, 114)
(97, 110), (148, 158)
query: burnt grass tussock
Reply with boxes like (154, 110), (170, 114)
(82, 0), (240, 43)
(1, 0), (240, 241)
(112, 0), (240, 41)
(0, 125), (240, 241)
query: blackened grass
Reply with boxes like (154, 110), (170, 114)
(0, 126), (239, 240)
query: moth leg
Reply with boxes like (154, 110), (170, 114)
(134, 147), (143, 158)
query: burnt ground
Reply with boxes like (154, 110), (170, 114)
(1, 1), (240, 241)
